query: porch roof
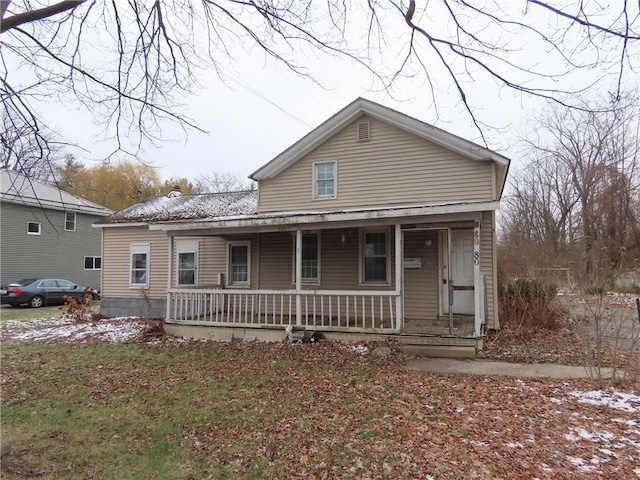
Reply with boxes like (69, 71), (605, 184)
(95, 189), (257, 226)
(148, 200), (500, 233)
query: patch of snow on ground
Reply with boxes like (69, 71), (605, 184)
(350, 344), (369, 355)
(570, 389), (640, 413)
(2, 317), (147, 344)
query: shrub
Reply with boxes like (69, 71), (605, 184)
(500, 278), (563, 332)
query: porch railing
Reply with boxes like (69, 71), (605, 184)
(166, 288), (401, 333)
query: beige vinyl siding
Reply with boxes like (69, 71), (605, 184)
(199, 236), (227, 285)
(403, 230), (439, 320)
(171, 236), (227, 287)
(257, 232), (293, 289)
(101, 226), (169, 299)
(258, 114), (494, 212)
(480, 210), (497, 329)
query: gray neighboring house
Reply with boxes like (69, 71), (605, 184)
(0, 169), (113, 289)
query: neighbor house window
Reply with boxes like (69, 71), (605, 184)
(313, 161), (337, 199)
(65, 212), (76, 231)
(292, 232), (320, 283)
(361, 230), (389, 284)
(130, 244), (150, 287)
(228, 242), (250, 286)
(84, 256), (102, 270)
(177, 241), (198, 286)
(27, 221), (41, 235)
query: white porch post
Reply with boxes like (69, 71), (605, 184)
(295, 228), (302, 326)
(395, 224), (402, 331)
(166, 235), (174, 320)
(473, 225), (481, 337)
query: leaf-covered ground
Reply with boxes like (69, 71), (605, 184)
(1, 316), (639, 479)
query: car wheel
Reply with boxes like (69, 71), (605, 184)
(29, 295), (45, 308)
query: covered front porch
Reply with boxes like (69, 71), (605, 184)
(157, 204), (494, 341)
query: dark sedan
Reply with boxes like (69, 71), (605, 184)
(0, 278), (100, 308)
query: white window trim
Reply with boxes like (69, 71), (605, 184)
(64, 212), (76, 232)
(226, 241), (251, 288)
(291, 231), (321, 285)
(27, 221), (41, 235)
(130, 243), (150, 288)
(176, 240), (199, 286)
(312, 160), (337, 200)
(359, 227), (391, 286)
(84, 256), (102, 270)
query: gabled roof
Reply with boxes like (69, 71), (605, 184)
(97, 189), (257, 225)
(250, 97), (510, 192)
(1, 169), (113, 216)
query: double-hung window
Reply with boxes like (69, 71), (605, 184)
(228, 242), (250, 286)
(65, 212), (76, 231)
(177, 241), (198, 286)
(361, 230), (389, 284)
(130, 244), (150, 287)
(313, 161), (337, 199)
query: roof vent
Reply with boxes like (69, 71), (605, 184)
(356, 122), (370, 142)
(167, 185), (182, 198)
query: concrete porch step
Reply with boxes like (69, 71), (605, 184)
(398, 344), (476, 359)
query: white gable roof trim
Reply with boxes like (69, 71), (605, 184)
(250, 98), (510, 181)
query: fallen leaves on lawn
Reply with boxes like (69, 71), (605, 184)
(1, 317), (639, 478)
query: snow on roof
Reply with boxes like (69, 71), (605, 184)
(101, 189), (257, 224)
(1, 169), (113, 216)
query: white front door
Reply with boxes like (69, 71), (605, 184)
(442, 230), (475, 315)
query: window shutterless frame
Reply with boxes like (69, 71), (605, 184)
(130, 243), (150, 287)
(176, 240), (198, 286)
(227, 241), (251, 287)
(27, 221), (41, 235)
(84, 256), (102, 270)
(359, 227), (391, 285)
(64, 212), (76, 231)
(312, 161), (337, 200)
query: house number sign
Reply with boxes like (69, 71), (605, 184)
(474, 251), (480, 265)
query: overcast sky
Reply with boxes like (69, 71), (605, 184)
(18, 1), (639, 184)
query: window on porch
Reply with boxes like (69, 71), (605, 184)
(292, 232), (320, 284)
(228, 242), (250, 286)
(361, 230), (389, 284)
(177, 241), (198, 286)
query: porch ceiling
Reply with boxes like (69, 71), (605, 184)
(149, 200), (498, 234)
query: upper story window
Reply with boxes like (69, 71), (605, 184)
(130, 243), (150, 287)
(228, 242), (250, 287)
(27, 221), (41, 235)
(313, 161), (337, 200)
(361, 229), (389, 284)
(65, 212), (76, 231)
